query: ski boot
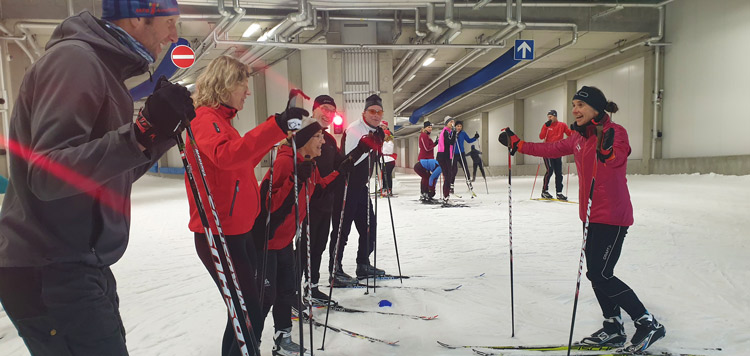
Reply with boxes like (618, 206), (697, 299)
(623, 312), (665, 353)
(556, 192), (568, 201)
(272, 328), (310, 356)
(580, 316), (627, 347)
(541, 190), (553, 199)
(329, 267), (358, 287)
(356, 263), (386, 278)
(304, 283), (337, 306)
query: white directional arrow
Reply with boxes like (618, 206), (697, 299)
(517, 41), (532, 59)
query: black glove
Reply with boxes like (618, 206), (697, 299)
(597, 128), (615, 163)
(374, 126), (386, 143)
(473, 131), (480, 139)
(134, 75), (194, 148)
(545, 120), (552, 127)
(433, 137), (439, 146)
(275, 107), (309, 132)
(337, 156), (355, 175)
(296, 160), (314, 182)
(358, 131), (384, 154)
(497, 128), (523, 156)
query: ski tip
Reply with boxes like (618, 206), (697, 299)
(437, 341), (457, 349)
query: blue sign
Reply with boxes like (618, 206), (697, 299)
(514, 39), (534, 60)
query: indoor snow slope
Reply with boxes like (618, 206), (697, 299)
(1, 172), (748, 356)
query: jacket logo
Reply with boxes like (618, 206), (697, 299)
(213, 123), (221, 133)
(576, 90), (589, 97)
(576, 143), (581, 151)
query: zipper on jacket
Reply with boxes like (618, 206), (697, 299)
(229, 180), (239, 216)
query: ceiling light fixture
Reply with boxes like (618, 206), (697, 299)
(422, 57), (436, 66)
(242, 23), (261, 38)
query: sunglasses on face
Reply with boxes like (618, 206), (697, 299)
(366, 109), (384, 115)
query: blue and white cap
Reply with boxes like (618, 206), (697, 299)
(102, 0), (180, 21)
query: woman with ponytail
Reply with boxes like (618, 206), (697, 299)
(498, 86), (665, 352)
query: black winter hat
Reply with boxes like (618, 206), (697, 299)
(547, 109), (557, 117)
(313, 95), (336, 111)
(295, 117), (322, 148)
(455, 120), (464, 126)
(364, 94), (383, 111)
(572, 86), (607, 114)
(423, 121), (433, 128)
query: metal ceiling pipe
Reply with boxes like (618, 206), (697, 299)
(67, 0), (75, 16)
(217, 35), (505, 50)
(651, 5), (666, 160)
(393, 3), (444, 88)
(444, 0), (462, 40)
(392, 10), (402, 43)
(239, 0), (312, 64)
(170, 0), (234, 82)
(395, 0), (518, 113)
(0, 23), (35, 63)
(414, 7), (427, 38)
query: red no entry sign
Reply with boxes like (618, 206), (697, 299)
(171, 45), (195, 68)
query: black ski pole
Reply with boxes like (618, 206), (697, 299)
(304, 168), (314, 356)
(566, 126), (603, 356)
(381, 154), (404, 284)
(458, 148), (477, 198)
(320, 173), (350, 350)
(259, 144), (278, 309)
(178, 131), (260, 356)
(364, 153), (373, 295)
(507, 141), (515, 338)
(291, 134), (306, 355)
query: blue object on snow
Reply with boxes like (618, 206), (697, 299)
(378, 299), (392, 308)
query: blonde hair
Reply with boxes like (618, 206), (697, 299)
(193, 56), (250, 109)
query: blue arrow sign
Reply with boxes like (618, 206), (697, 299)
(514, 39), (534, 60)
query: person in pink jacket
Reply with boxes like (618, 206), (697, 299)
(498, 86), (665, 352)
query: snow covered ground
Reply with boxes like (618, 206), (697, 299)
(1, 171), (748, 356)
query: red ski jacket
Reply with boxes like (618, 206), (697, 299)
(539, 120), (572, 143)
(521, 115), (634, 226)
(418, 131), (436, 160)
(265, 144), (339, 250)
(184, 105), (286, 235)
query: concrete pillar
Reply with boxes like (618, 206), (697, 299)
(378, 50), (394, 127)
(565, 80), (577, 164)
(513, 99), (525, 166)
(287, 51), (303, 91)
(253, 71), (270, 172)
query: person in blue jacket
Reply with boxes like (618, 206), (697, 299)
(451, 120), (479, 192)
(413, 159), (441, 202)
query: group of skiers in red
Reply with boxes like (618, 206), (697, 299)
(182, 56), (388, 356)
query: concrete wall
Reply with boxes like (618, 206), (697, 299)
(301, 49), (330, 105)
(523, 85), (567, 143)
(663, 0), (750, 159)
(487, 104), (514, 167)
(578, 57), (645, 160)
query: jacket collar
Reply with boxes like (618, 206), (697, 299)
(217, 104), (238, 120)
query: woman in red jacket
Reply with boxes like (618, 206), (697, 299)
(499, 86), (665, 352)
(184, 55), (306, 356)
(254, 117), (350, 356)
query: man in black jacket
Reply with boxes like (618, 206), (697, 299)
(0, 1), (194, 355)
(302, 95), (354, 298)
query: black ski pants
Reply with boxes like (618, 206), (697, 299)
(472, 161), (486, 181)
(195, 231), (263, 355)
(300, 210), (332, 286)
(437, 154), (454, 198)
(383, 161), (395, 191)
(0, 263), (128, 356)
(262, 244), (297, 332)
(543, 157), (564, 193)
(585, 223), (647, 320)
(329, 185), (376, 271)
(452, 153), (469, 180)
(414, 162), (431, 194)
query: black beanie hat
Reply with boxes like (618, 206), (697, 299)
(572, 86), (607, 114)
(313, 95), (336, 111)
(455, 120), (464, 126)
(295, 117), (322, 148)
(364, 94), (383, 111)
(547, 109), (557, 117)
(423, 121), (433, 128)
